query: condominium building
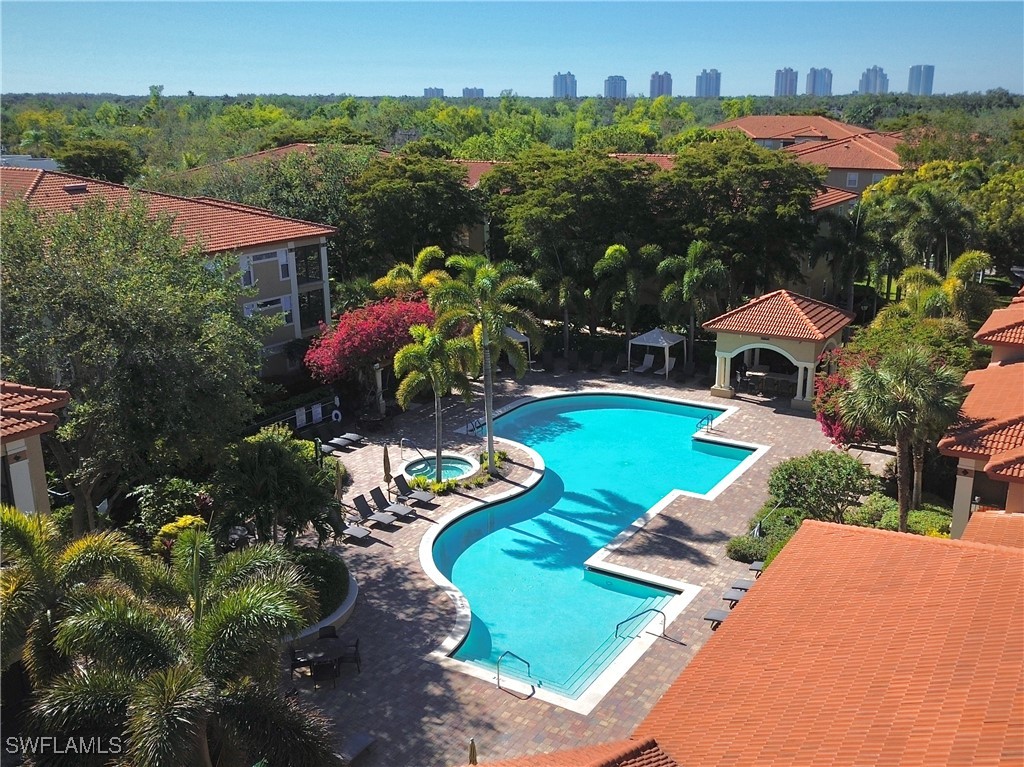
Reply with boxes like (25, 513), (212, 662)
(908, 65), (935, 96)
(423, 87), (444, 98)
(462, 87), (484, 99)
(805, 67), (833, 96)
(553, 72), (577, 98)
(650, 71), (672, 98)
(604, 75), (627, 99)
(858, 66), (888, 95)
(774, 67), (798, 96)
(695, 69), (721, 98)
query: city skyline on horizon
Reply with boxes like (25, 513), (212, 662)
(2, 2), (1021, 98)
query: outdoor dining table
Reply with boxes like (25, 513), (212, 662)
(304, 637), (351, 663)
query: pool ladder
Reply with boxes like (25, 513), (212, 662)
(496, 650), (535, 696)
(615, 607), (685, 645)
(696, 414), (714, 433)
(399, 438), (426, 460)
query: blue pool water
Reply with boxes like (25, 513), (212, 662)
(406, 455), (475, 481)
(431, 394), (753, 699)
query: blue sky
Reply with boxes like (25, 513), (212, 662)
(2, 2), (1022, 97)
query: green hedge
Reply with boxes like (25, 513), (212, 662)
(847, 492), (898, 527)
(726, 504), (804, 564)
(879, 504), (952, 536)
(290, 546), (349, 621)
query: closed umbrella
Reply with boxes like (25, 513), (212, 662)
(334, 459), (345, 503)
(468, 738), (478, 765)
(383, 443), (392, 489)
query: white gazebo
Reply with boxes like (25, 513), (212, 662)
(629, 327), (685, 380)
(503, 326), (532, 364)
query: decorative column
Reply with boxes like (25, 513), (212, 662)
(951, 461), (977, 538)
(710, 352), (734, 399)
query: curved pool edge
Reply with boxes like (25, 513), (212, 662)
(400, 451), (481, 482)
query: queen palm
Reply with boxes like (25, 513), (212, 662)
(840, 347), (964, 532)
(28, 529), (333, 767)
(595, 243), (663, 367)
(430, 254), (542, 474)
(658, 240), (728, 375)
(394, 323), (478, 480)
(372, 245), (450, 299)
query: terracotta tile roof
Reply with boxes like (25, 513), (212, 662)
(1, 167), (336, 254)
(1, 380), (70, 439)
(709, 115), (870, 142)
(450, 159), (505, 188)
(609, 153), (676, 171)
(183, 142), (389, 174)
(939, 362), (1024, 484)
(634, 521), (1024, 767)
(811, 185), (858, 211)
(784, 131), (905, 171)
(975, 288), (1024, 347)
(702, 289), (854, 341)
(963, 511), (1024, 548)
(475, 738), (677, 767)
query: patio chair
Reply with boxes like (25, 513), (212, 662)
(337, 637), (361, 674)
(312, 659), (339, 689)
(369, 486), (416, 520)
(586, 350), (604, 372)
(352, 494), (398, 527)
(289, 647), (312, 679)
(632, 353), (655, 374)
(610, 351), (628, 374)
(394, 473), (436, 506)
(652, 356), (676, 376)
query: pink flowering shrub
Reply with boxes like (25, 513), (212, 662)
(813, 347), (873, 447)
(305, 299), (435, 383)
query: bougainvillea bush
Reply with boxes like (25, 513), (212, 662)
(305, 299), (435, 383)
(813, 347), (873, 447)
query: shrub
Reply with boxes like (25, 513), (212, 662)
(847, 492), (898, 527)
(129, 478), (212, 540)
(767, 450), (878, 524)
(726, 535), (770, 563)
(479, 449), (509, 472)
(727, 503), (803, 564)
(290, 546), (349, 621)
(152, 514), (207, 555)
(879, 504), (952, 536)
(49, 504), (75, 541)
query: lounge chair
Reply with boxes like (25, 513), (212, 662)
(335, 732), (375, 764)
(749, 560), (764, 578)
(704, 608), (730, 630)
(633, 353), (655, 374)
(540, 348), (555, 372)
(731, 578), (756, 592)
(610, 351), (628, 374)
(369, 486), (416, 520)
(352, 494), (398, 527)
(586, 350), (604, 372)
(722, 588), (746, 608)
(394, 474), (436, 506)
(652, 356), (676, 376)
(566, 349), (579, 372)
(326, 508), (371, 543)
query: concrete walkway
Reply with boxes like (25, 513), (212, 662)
(289, 367), (888, 767)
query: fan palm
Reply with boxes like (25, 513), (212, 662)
(430, 254), (542, 473)
(394, 324), (478, 480)
(27, 529), (333, 767)
(595, 243), (663, 367)
(839, 347), (964, 532)
(657, 240), (728, 374)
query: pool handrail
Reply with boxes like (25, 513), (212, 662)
(614, 607), (667, 639)
(496, 650), (534, 694)
(399, 437), (426, 460)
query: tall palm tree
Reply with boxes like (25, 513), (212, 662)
(812, 202), (877, 311)
(595, 243), (663, 366)
(657, 240), (728, 375)
(840, 347), (964, 532)
(896, 184), (976, 273)
(28, 529), (333, 767)
(430, 254), (542, 474)
(0, 505), (145, 688)
(394, 323), (478, 480)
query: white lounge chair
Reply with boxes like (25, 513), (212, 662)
(653, 356), (676, 376)
(633, 353), (655, 374)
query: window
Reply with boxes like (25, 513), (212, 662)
(871, 173), (885, 184)
(240, 258), (254, 287)
(845, 172), (859, 188)
(243, 296), (293, 324)
(251, 252), (277, 263)
(298, 289), (326, 330)
(293, 244), (323, 285)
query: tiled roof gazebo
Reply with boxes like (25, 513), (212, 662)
(702, 290), (854, 410)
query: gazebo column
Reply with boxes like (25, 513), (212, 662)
(789, 362), (815, 411)
(711, 352), (734, 399)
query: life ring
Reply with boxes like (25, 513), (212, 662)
(331, 409), (343, 423)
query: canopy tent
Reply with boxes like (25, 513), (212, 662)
(503, 326), (532, 364)
(629, 327), (685, 380)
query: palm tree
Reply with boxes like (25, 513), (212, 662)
(657, 240), (728, 375)
(373, 245), (450, 299)
(942, 249), (996, 325)
(812, 202), (877, 311)
(839, 347), (964, 532)
(595, 243), (663, 366)
(896, 184), (975, 273)
(28, 529), (333, 767)
(0, 505), (145, 688)
(394, 323), (478, 480)
(430, 254), (542, 474)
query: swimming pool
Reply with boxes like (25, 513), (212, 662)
(425, 393), (761, 711)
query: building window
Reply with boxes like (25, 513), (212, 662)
(298, 289), (326, 330)
(251, 251), (277, 263)
(243, 296), (293, 325)
(293, 244), (322, 285)
(241, 260), (254, 287)
(846, 172), (859, 188)
(871, 173), (885, 184)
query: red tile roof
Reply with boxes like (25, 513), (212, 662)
(702, 289), (854, 341)
(962, 511), (1024, 548)
(451, 159), (505, 188)
(476, 738), (677, 767)
(938, 362), (1024, 483)
(609, 153), (676, 171)
(1, 168), (336, 255)
(709, 115), (870, 142)
(1, 380), (70, 439)
(810, 185), (858, 211)
(975, 288), (1024, 348)
(634, 521), (1024, 767)
(784, 132), (905, 172)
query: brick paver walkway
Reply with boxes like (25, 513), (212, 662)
(289, 367), (889, 767)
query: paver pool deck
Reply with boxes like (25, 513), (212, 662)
(289, 368), (890, 767)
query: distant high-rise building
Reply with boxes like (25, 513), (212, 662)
(774, 67), (798, 97)
(424, 87), (444, 98)
(650, 71), (672, 98)
(805, 67), (833, 96)
(908, 65), (935, 96)
(462, 87), (484, 99)
(859, 65), (889, 95)
(553, 71), (577, 98)
(695, 69), (721, 98)
(604, 75), (627, 99)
